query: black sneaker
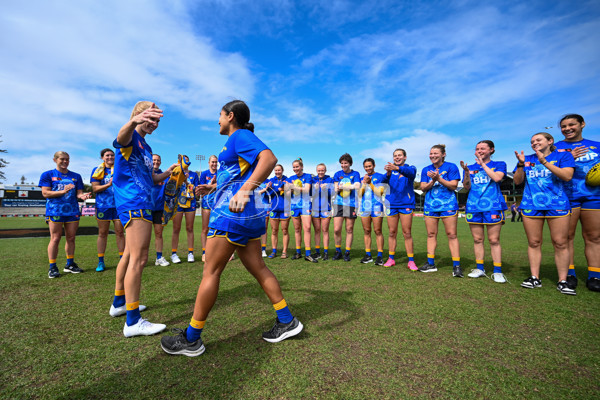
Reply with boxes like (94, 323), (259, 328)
(587, 277), (600, 292)
(64, 263), (83, 274)
(566, 275), (578, 289)
(374, 256), (384, 266)
(332, 252), (343, 261)
(262, 317), (304, 343)
(360, 255), (373, 264)
(321, 253), (329, 261)
(304, 255), (318, 263)
(452, 265), (464, 278)
(521, 276), (542, 289)
(161, 328), (205, 357)
(291, 253), (302, 260)
(343, 252), (351, 262)
(418, 263), (437, 273)
(48, 266), (60, 279)
(557, 280), (577, 296)
(313, 253), (322, 260)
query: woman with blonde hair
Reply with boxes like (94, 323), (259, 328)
(109, 101), (177, 337)
(40, 151), (91, 278)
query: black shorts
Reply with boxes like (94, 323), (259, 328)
(333, 205), (357, 219)
(152, 210), (164, 224)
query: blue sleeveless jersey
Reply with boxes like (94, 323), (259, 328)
(90, 167), (116, 209)
(266, 175), (287, 212)
(463, 160), (507, 212)
(514, 151), (575, 211)
(209, 129), (270, 237)
(556, 139), (600, 201)
(286, 173), (313, 210)
(381, 164), (416, 208)
(311, 175), (334, 212)
(39, 169), (84, 216)
(333, 170), (361, 207)
(421, 162), (460, 212)
(199, 169), (217, 208)
(359, 172), (385, 212)
(152, 168), (167, 211)
(113, 130), (154, 213)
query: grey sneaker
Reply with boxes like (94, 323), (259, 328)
(161, 328), (206, 357)
(452, 265), (464, 278)
(64, 263), (83, 274)
(418, 263), (437, 273)
(262, 317), (304, 343)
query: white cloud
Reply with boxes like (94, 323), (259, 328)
(0, 1), (255, 184)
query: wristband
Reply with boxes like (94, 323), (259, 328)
(517, 163), (524, 168)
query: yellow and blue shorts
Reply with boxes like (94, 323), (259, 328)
(311, 209), (332, 218)
(270, 210), (290, 220)
(359, 210), (384, 218)
(291, 207), (311, 217)
(569, 197), (600, 210)
(385, 207), (414, 216)
(466, 210), (505, 224)
(423, 210), (458, 218)
(177, 206), (196, 213)
(46, 215), (79, 224)
(96, 207), (118, 221)
(207, 228), (260, 246)
(521, 209), (570, 218)
(119, 209), (153, 228)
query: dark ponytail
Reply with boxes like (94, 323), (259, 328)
(222, 100), (252, 131)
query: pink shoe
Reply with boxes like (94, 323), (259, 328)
(407, 261), (418, 271)
(383, 258), (396, 268)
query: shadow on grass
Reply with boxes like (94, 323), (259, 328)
(59, 285), (361, 399)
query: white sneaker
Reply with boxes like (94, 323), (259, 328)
(171, 253), (181, 264)
(262, 250), (268, 258)
(109, 304), (147, 317)
(491, 272), (507, 283)
(468, 269), (486, 278)
(155, 257), (170, 266)
(123, 318), (166, 337)
(188, 253), (195, 263)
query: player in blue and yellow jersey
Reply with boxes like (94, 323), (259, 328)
(257, 180), (272, 257)
(110, 101), (177, 337)
(381, 149), (417, 270)
(460, 140), (508, 283)
(40, 151), (91, 278)
(198, 155), (218, 262)
(91, 148), (125, 272)
(514, 132), (575, 295)
(160, 100), (303, 356)
(285, 158), (316, 262)
(333, 153), (361, 261)
(419, 144), (463, 277)
(556, 114), (600, 292)
(151, 154), (170, 267)
(266, 164), (290, 258)
(311, 163), (334, 260)
(170, 167), (200, 264)
(358, 158), (385, 265)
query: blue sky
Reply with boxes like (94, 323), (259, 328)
(2, 0), (600, 186)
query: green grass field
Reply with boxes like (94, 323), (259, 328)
(1, 216), (599, 399)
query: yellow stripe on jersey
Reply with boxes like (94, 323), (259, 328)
(273, 299), (288, 310)
(238, 156), (250, 177)
(120, 146), (133, 161)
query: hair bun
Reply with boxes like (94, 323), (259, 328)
(245, 122), (254, 132)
